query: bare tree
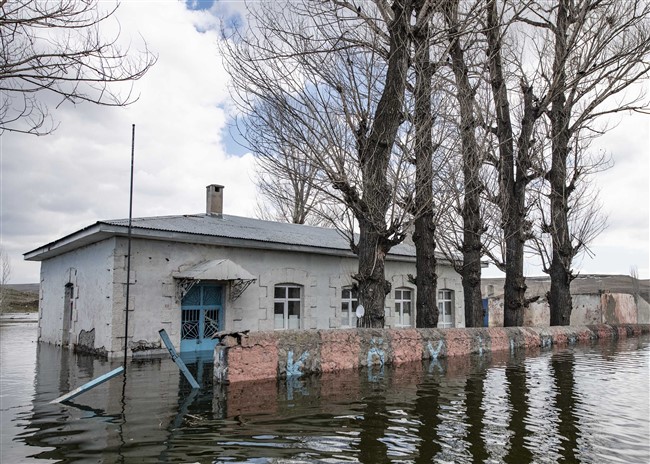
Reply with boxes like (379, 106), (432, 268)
(483, 0), (548, 326)
(252, 146), (329, 226)
(0, 246), (10, 313)
(523, 0), (650, 325)
(221, 0), (415, 327)
(0, 0), (157, 135)
(411, 0), (440, 328)
(441, 0), (488, 327)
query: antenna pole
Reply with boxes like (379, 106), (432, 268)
(124, 124), (135, 367)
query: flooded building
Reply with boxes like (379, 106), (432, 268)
(24, 185), (465, 359)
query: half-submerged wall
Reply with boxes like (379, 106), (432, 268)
(214, 324), (650, 384)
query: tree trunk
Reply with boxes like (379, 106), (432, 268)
(357, 218), (390, 328)
(445, 0), (483, 327)
(355, 0), (412, 327)
(413, 0), (438, 328)
(548, 0), (574, 326)
(503, 233), (526, 327)
(548, 255), (573, 325)
(485, 0), (526, 326)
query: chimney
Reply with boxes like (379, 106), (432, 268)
(206, 184), (224, 216)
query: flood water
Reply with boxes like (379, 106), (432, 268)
(1, 316), (649, 464)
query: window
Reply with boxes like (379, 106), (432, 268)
(438, 289), (454, 328)
(394, 288), (412, 327)
(62, 283), (74, 346)
(341, 287), (358, 327)
(274, 285), (301, 330)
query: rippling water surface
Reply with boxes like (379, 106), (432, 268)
(1, 317), (648, 463)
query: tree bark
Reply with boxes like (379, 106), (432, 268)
(548, 0), (574, 325)
(445, 0), (483, 327)
(356, 0), (413, 328)
(357, 218), (390, 328)
(413, 0), (438, 328)
(485, 0), (526, 327)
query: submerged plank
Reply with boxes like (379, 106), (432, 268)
(50, 366), (124, 404)
(158, 329), (200, 389)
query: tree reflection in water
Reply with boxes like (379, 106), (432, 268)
(8, 329), (648, 464)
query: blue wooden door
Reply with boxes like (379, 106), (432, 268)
(180, 283), (223, 354)
(482, 298), (489, 327)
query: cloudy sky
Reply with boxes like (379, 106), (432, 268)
(1, 0), (648, 284)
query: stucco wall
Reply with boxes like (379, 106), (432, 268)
(523, 300), (549, 327)
(487, 292), (641, 327)
(638, 297), (650, 324)
(98, 237), (464, 358)
(38, 238), (115, 354)
(601, 293), (637, 324)
(570, 294), (602, 325)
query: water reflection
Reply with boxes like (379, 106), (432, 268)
(551, 350), (579, 463)
(463, 355), (488, 463)
(413, 363), (442, 463)
(504, 348), (533, 463)
(3, 322), (649, 464)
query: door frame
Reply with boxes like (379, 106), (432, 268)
(180, 282), (224, 354)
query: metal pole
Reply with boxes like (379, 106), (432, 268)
(124, 124), (135, 367)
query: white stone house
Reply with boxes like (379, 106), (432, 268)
(24, 185), (465, 359)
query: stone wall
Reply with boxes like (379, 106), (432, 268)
(214, 324), (649, 384)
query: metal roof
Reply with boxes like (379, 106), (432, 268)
(26, 213), (424, 261)
(102, 213), (417, 257)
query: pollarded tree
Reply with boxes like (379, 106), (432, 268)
(220, 0), (416, 327)
(441, 0), (490, 327)
(0, 0), (157, 135)
(410, 0), (441, 328)
(483, 0), (548, 326)
(520, 0), (650, 324)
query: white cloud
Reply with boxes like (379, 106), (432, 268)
(1, 1), (648, 284)
(1, 1), (256, 283)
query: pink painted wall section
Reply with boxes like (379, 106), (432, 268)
(444, 329), (477, 357)
(320, 329), (360, 373)
(601, 293), (637, 324)
(485, 328), (511, 352)
(214, 324), (650, 384)
(218, 332), (279, 383)
(388, 329), (423, 365)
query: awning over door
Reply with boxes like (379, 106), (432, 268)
(173, 259), (256, 301)
(173, 259), (256, 281)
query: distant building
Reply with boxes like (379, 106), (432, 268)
(481, 275), (650, 327)
(25, 185), (465, 359)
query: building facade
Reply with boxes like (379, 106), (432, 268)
(25, 185), (465, 359)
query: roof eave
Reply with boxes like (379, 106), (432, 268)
(24, 221), (427, 263)
(23, 222), (124, 261)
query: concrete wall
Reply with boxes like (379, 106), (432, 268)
(487, 292), (641, 327)
(38, 239), (115, 354)
(638, 297), (650, 324)
(214, 324), (650, 384)
(601, 293), (637, 324)
(571, 294), (602, 325)
(42, 236), (464, 358)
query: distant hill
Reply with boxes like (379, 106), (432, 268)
(0, 284), (39, 313)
